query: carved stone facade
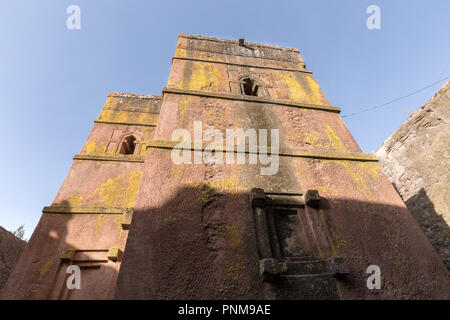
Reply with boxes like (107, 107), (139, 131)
(1, 35), (449, 300)
(0, 227), (26, 291)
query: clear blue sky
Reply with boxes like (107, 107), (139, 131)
(1, 0), (449, 239)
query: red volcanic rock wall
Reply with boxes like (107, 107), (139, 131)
(115, 35), (450, 299)
(0, 227), (26, 291)
(3, 34), (449, 300)
(1, 94), (160, 299)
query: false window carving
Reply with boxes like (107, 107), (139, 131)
(249, 188), (349, 288)
(241, 77), (259, 96)
(118, 135), (136, 155)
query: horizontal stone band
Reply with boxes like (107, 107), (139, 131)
(43, 206), (132, 215)
(146, 140), (378, 162)
(94, 120), (157, 127)
(73, 154), (145, 163)
(172, 56), (311, 74)
(162, 87), (341, 113)
(178, 34), (300, 53)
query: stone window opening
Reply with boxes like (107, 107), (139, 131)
(241, 77), (259, 96)
(118, 135), (137, 155)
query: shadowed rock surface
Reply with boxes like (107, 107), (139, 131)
(376, 81), (450, 269)
(0, 226), (26, 291)
(3, 35), (449, 300)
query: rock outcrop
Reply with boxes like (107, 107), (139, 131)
(376, 81), (450, 269)
(0, 226), (26, 291)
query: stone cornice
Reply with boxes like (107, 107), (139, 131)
(107, 93), (162, 100)
(73, 154), (145, 163)
(146, 140), (378, 162)
(172, 56), (311, 74)
(94, 120), (157, 127)
(43, 205), (132, 215)
(162, 87), (341, 113)
(100, 107), (160, 114)
(178, 34), (300, 53)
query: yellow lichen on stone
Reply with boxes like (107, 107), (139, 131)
(123, 171), (143, 207)
(324, 125), (346, 152)
(209, 177), (243, 193)
(182, 61), (223, 92)
(114, 214), (125, 240)
(61, 248), (75, 260)
(95, 214), (107, 234)
(170, 163), (186, 188)
(37, 259), (53, 282)
(357, 162), (381, 180)
(277, 72), (307, 102)
(329, 227), (347, 250)
(226, 261), (243, 282)
(92, 171), (143, 207)
(86, 140), (106, 155)
(305, 75), (323, 105)
(223, 222), (245, 287)
(68, 194), (83, 207)
(94, 213), (122, 235)
(225, 222), (244, 249)
(177, 95), (190, 126)
(175, 47), (228, 63)
(294, 162), (308, 181)
(184, 176), (243, 203)
(93, 176), (124, 207)
(303, 131), (321, 146)
(190, 182), (216, 204)
(174, 47), (187, 58)
(86, 140), (96, 154)
(315, 183), (339, 197)
(98, 109), (158, 126)
(336, 160), (375, 202)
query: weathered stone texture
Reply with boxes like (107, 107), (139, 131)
(0, 227), (26, 291)
(376, 81), (450, 269)
(3, 35), (450, 300)
(0, 93), (160, 300)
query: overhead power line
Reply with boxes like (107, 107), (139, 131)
(341, 75), (450, 118)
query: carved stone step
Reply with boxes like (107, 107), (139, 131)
(260, 257), (349, 281)
(270, 274), (341, 300)
(280, 256), (315, 262)
(280, 260), (329, 275)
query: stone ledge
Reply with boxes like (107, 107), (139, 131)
(100, 107), (160, 114)
(172, 56), (311, 74)
(162, 87), (341, 113)
(43, 206), (132, 215)
(107, 93), (162, 100)
(146, 140), (378, 162)
(94, 120), (157, 127)
(73, 154), (145, 163)
(61, 248), (123, 263)
(178, 34), (300, 53)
